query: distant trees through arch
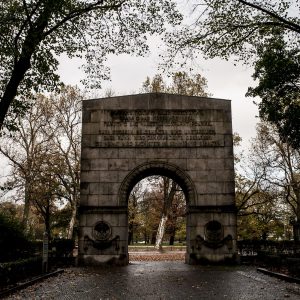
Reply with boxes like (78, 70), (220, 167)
(128, 176), (186, 250)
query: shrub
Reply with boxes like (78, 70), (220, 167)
(0, 213), (32, 262)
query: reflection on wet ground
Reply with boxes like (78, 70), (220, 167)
(5, 262), (300, 300)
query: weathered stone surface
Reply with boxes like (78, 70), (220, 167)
(79, 93), (236, 265)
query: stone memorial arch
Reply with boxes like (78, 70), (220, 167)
(79, 93), (237, 265)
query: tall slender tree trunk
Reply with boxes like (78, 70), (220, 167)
(155, 214), (168, 250)
(67, 201), (77, 239)
(22, 181), (31, 232)
(154, 178), (177, 250)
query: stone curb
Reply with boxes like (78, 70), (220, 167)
(257, 267), (300, 284)
(0, 269), (64, 299)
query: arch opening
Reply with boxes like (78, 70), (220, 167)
(118, 162), (196, 263)
(128, 175), (187, 261)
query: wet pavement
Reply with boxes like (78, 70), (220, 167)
(4, 262), (300, 299)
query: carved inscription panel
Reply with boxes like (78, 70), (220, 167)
(93, 110), (225, 147)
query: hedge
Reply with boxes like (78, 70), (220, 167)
(0, 257), (42, 287)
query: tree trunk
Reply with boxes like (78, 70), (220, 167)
(128, 223), (133, 245)
(45, 200), (51, 240)
(155, 214), (168, 250)
(128, 232), (133, 245)
(169, 225), (176, 245)
(293, 223), (300, 242)
(143, 232), (147, 245)
(293, 188), (300, 242)
(151, 232), (156, 245)
(67, 202), (77, 239)
(0, 1), (55, 130)
(154, 178), (178, 250)
(169, 235), (175, 245)
(296, 188), (300, 221)
(22, 182), (31, 232)
(0, 56), (31, 130)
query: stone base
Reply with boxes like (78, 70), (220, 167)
(186, 252), (238, 265)
(78, 254), (128, 266)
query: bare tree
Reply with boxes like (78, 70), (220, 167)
(0, 94), (54, 230)
(0, 86), (82, 238)
(45, 86), (82, 239)
(250, 122), (300, 240)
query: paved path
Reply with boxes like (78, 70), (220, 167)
(5, 262), (300, 300)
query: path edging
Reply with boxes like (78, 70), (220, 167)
(257, 267), (300, 284)
(0, 269), (64, 299)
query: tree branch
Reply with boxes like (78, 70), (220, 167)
(237, 0), (300, 34)
(43, 1), (125, 38)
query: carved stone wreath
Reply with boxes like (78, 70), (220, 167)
(192, 220), (233, 250)
(93, 221), (112, 241)
(205, 220), (223, 242)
